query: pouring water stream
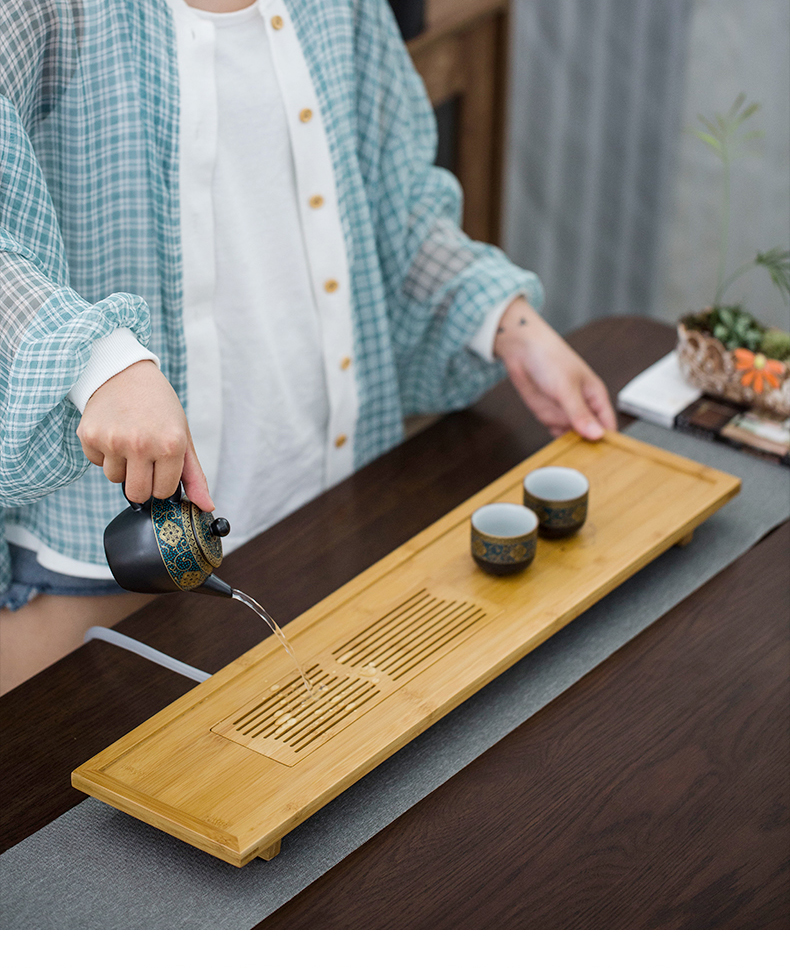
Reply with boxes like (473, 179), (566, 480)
(231, 588), (316, 699)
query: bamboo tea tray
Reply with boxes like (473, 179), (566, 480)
(73, 431), (740, 866)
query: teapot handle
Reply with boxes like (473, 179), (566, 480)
(122, 481), (182, 510)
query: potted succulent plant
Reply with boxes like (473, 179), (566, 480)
(676, 94), (790, 418)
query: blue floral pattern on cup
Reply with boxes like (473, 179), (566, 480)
(471, 536), (536, 565)
(540, 503), (587, 529)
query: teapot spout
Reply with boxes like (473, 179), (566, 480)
(193, 573), (234, 598)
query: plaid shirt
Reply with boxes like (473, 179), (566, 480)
(0, 0), (542, 593)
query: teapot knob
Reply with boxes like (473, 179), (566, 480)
(209, 517), (231, 538)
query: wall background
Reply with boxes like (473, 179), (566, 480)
(502, 0), (790, 335)
(657, 0), (790, 332)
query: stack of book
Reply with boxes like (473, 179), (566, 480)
(617, 352), (790, 467)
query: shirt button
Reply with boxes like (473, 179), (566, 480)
(271, 15), (284, 30)
(309, 194), (324, 209)
(324, 279), (339, 293)
(335, 434), (348, 448)
(299, 108), (313, 123)
(340, 356), (352, 371)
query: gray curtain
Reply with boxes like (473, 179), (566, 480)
(503, 0), (693, 334)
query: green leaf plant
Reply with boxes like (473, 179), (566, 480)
(684, 95), (790, 362)
(690, 95), (790, 308)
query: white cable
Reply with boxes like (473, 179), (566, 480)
(84, 626), (211, 682)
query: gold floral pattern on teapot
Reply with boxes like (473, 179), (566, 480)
(152, 497), (224, 592)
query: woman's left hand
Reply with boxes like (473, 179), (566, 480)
(493, 297), (617, 440)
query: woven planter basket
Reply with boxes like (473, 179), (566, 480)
(676, 322), (790, 419)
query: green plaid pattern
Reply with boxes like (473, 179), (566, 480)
(0, 0), (542, 594)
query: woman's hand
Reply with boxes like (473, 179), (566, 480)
(76, 360), (214, 510)
(493, 298), (617, 439)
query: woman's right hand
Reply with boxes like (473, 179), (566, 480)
(76, 360), (214, 511)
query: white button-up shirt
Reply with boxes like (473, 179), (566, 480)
(167, 0), (361, 553)
(28, 0), (509, 575)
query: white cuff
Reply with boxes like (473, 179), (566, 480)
(68, 328), (160, 413)
(467, 291), (527, 363)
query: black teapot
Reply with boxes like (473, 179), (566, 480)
(104, 484), (233, 597)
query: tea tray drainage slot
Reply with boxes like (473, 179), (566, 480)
(212, 588), (492, 766)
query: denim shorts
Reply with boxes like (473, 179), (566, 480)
(1, 544), (124, 611)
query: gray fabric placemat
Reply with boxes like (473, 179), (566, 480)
(2, 423), (788, 930)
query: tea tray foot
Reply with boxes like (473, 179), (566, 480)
(676, 529), (695, 548)
(258, 839), (281, 862)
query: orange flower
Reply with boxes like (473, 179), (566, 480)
(733, 349), (786, 394)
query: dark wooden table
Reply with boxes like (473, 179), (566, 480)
(2, 316), (788, 929)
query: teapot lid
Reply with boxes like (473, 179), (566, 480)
(190, 503), (224, 570)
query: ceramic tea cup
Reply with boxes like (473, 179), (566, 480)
(471, 503), (538, 575)
(523, 466), (589, 538)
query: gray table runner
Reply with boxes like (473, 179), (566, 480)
(2, 423), (788, 929)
